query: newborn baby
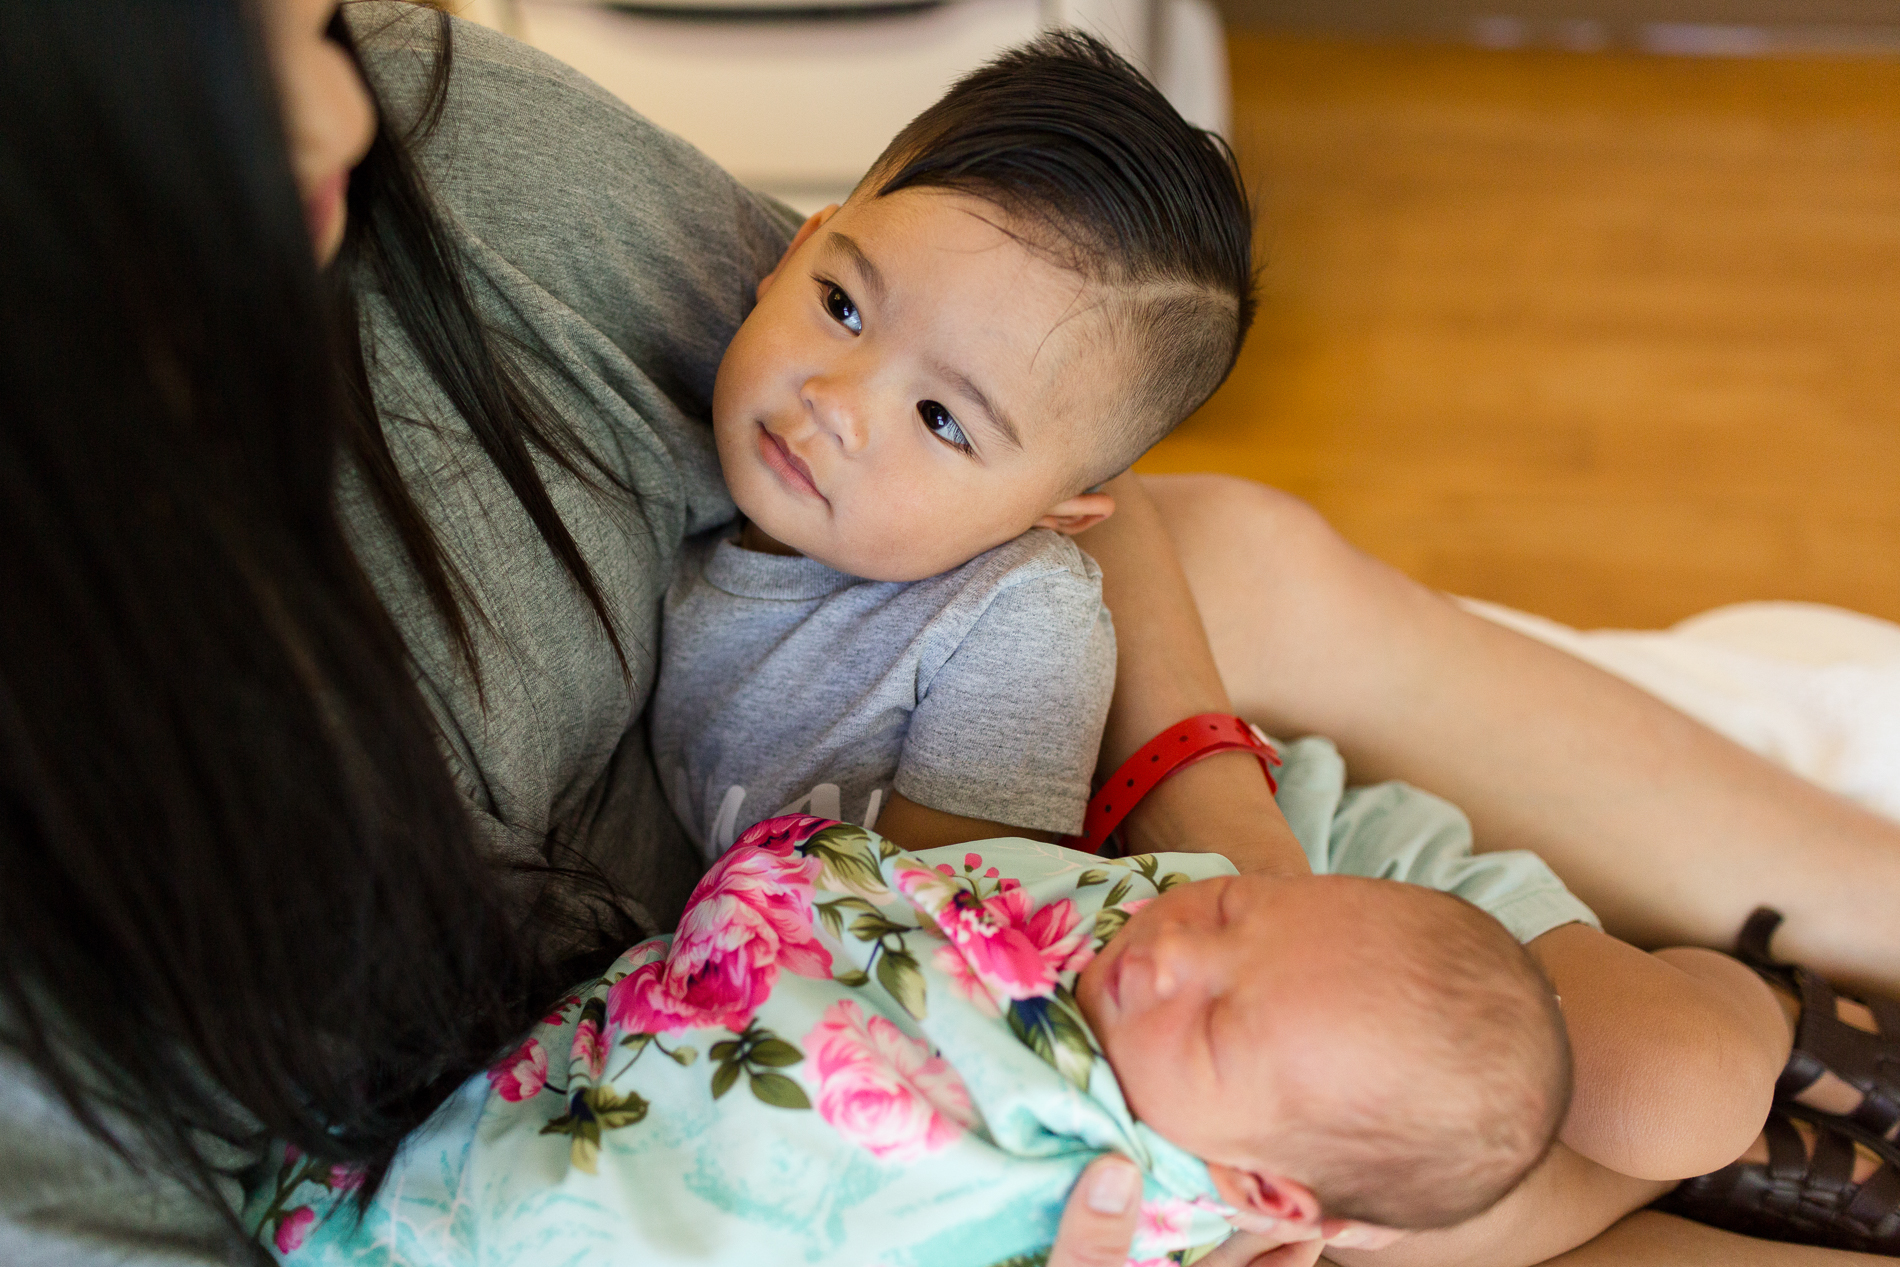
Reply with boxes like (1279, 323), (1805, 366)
(257, 817), (1570, 1265)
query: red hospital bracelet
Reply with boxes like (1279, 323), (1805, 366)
(1063, 713), (1282, 856)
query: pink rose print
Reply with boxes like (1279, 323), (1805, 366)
(804, 999), (976, 1161)
(274, 1206), (315, 1254)
(895, 865), (1094, 1009)
(732, 813), (834, 856)
(1135, 1197), (1194, 1251)
(932, 941), (1002, 1018)
(328, 1165), (365, 1193)
(571, 1018), (608, 1081)
(486, 1037), (548, 1102)
(609, 830), (832, 1035)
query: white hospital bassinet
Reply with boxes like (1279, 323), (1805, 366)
(465, 0), (1230, 211)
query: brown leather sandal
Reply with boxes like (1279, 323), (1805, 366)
(1654, 1106), (1900, 1255)
(1739, 907), (1900, 1146)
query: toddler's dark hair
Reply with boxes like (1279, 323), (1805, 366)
(861, 31), (1255, 483)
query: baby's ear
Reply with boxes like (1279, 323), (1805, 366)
(1034, 491), (1115, 536)
(756, 205), (839, 301)
(1205, 1162), (1323, 1240)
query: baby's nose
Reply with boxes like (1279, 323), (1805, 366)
(1145, 924), (1204, 999)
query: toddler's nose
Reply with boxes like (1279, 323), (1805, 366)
(801, 375), (870, 454)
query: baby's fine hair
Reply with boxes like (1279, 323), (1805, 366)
(1273, 881), (1573, 1230)
(859, 31), (1256, 484)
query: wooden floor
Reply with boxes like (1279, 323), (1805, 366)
(1136, 35), (1900, 629)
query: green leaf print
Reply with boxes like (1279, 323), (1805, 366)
(749, 1072), (812, 1110)
(986, 1252), (1050, 1267)
(876, 944), (929, 1019)
(1076, 868), (1110, 888)
(806, 825), (891, 897)
(540, 1085), (648, 1175)
(1007, 991), (1097, 1090)
(850, 911), (911, 940)
(1102, 875), (1133, 910)
(1091, 906), (1131, 947)
(706, 1022), (813, 1111)
(592, 1086), (650, 1130)
(832, 968), (870, 987)
(1156, 871), (1189, 893)
(747, 1038), (804, 1067)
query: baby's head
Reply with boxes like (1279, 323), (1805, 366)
(1074, 873), (1571, 1243)
(713, 33), (1254, 579)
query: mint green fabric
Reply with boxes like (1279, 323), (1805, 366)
(1274, 735), (1599, 944)
(249, 738), (1594, 1267)
(252, 825), (1239, 1267)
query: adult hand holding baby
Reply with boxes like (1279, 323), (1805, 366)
(1047, 1157), (1144, 1267)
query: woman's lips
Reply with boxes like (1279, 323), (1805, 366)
(756, 423), (824, 501)
(303, 168), (348, 249)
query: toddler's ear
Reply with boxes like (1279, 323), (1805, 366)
(756, 205), (839, 301)
(1035, 491), (1115, 536)
(1205, 1162), (1323, 1240)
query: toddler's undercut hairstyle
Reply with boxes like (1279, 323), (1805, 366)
(1269, 880), (1572, 1230)
(860, 31), (1255, 485)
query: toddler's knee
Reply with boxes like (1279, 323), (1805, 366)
(1610, 998), (1778, 1180)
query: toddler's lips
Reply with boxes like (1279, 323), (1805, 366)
(756, 423), (824, 502)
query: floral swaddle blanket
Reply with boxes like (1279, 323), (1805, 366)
(252, 816), (1243, 1267)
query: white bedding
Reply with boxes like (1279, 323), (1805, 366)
(1463, 599), (1900, 824)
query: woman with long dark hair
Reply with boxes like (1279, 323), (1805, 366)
(0, 0), (791, 1259)
(2, 2), (1895, 1266)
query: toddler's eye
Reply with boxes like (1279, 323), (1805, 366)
(918, 400), (972, 454)
(822, 283), (862, 334)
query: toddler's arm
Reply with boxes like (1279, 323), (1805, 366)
(872, 791), (1053, 852)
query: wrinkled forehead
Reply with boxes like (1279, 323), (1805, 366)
(825, 188), (1138, 439)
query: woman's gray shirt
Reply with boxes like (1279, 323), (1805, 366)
(0, 8), (796, 1262)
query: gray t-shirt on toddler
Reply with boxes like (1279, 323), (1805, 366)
(650, 526), (1115, 859)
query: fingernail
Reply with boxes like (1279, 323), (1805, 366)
(1328, 1228), (1366, 1247)
(1087, 1162), (1139, 1214)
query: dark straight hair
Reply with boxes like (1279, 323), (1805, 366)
(0, 0), (630, 1258)
(329, 4), (636, 684)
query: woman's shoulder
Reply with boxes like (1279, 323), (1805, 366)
(345, 3), (799, 391)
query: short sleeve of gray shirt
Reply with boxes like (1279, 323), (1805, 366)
(896, 542), (1115, 831)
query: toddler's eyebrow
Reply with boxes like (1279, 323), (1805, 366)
(936, 363), (1023, 451)
(823, 232), (888, 310)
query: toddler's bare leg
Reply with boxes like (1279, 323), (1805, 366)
(1529, 923), (1787, 1179)
(1143, 472), (1900, 993)
(1319, 1143), (1668, 1267)
(1326, 1205), (1890, 1267)
(1321, 1146), (1885, 1267)
(1535, 1212), (1894, 1267)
